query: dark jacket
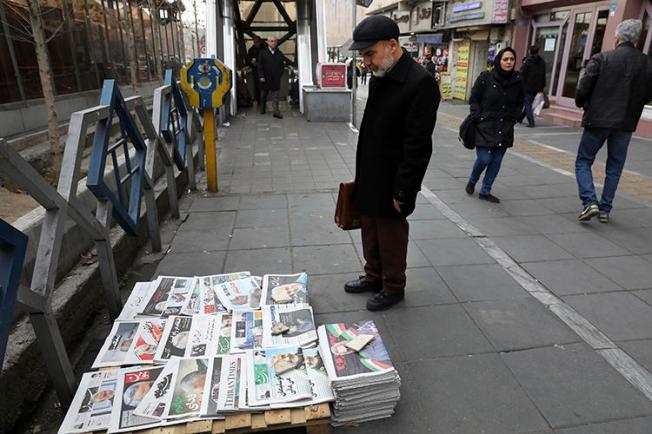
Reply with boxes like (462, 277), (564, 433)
(247, 44), (262, 72)
(257, 47), (285, 91)
(425, 60), (438, 78)
(575, 42), (652, 132)
(469, 69), (524, 149)
(353, 50), (440, 218)
(520, 54), (546, 93)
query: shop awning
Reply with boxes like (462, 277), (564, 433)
(415, 34), (444, 44)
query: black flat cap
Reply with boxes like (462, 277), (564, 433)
(350, 15), (400, 50)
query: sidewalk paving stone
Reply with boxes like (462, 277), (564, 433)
(417, 238), (496, 266)
(553, 416), (652, 434)
(224, 247), (292, 274)
(235, 208), (289, 228)
(522, 259), (624, 296)
(402, 267), (457, 306)
(618, 339), (652, 373)
(229, 226), (290, 250)
(436, 263), (531, 302)
(492, 234), (574, 263)
(292, 244), (362, 274)
(585, 256), (652, 290)
(633, 289), (652, 306)
(545, 232), (630, 258)
(156, 251), (226, 276)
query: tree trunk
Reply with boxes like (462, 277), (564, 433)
(27, 0), (62, 184)
(150, 2), (164, 83)
(122, 0), (138, 90)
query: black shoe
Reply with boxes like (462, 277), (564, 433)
(366, 290), (404, 311)
(578, 204), (599, 222)
(478, 193), (500, 203)
(344, 276), (382, 294)
(599, 211), (609, 223)
(273, 113), (283, 119)
(465, 182), (475, 195)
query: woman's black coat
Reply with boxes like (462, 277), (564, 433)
(257, 47), (285, 91)
(353, 51), (440, 218)
(469, 69), (524, 149)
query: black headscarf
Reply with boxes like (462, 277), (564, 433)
(492, 47), (517, 83)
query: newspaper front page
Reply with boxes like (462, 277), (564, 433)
(133, 359), (179, 419)
(117, 282), (153, 321)
(138, 277), (175, 317)
(261, 273), (309, 306)
(246, 347), (312, 406)
(261, 304), (317, 348)
(92, 319), (165, 368)
(230, 310), (264, 352)
(165, 358), (209, 419)
(180, 278), (201, 316)
(216, 313), (233, 355)
(159, 277), (195, 317)
(108, 366), (165, 433)
(215, 277), (263, 311)
(196, 272), (251, 314)
(58, 370), (119, 433)
(155, 316), (193, 363)
(185, 315), (220, 358)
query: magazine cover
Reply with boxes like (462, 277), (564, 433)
(154, 316), (193, 363)
(262, 304), (317, 348)
(261, 273), (309, 306)
(159, 277), (195, 317)
(117, 282), (153, 321)
(230, 310), (264, 352)
(92, 322), (139, 368)
(165, 358), (209, 419)
(133, 359), (179, 419)
(185, 315), (220, 358)
(215, 277), (262, 311)
(108, 365), (165, 433)
(318, 320), (394, 381)
(246, 347), (312, 406)
(216, 313), (233, 355)
(58, 370), (119, 434)
(180, 278), (201, 316)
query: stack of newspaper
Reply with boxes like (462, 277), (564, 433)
(318, 320), (401, 426)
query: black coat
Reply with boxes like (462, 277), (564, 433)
(469, 69), (524, 149)
(353, 51), (440, 218)
(520, 54), (546, 93)
(575, 42), (652, 132)
(257, 47), (285, 91)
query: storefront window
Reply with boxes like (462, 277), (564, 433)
(562, 11), (592, 98)
(532, 26), (559, 91)
(639, 10), (650, 53)
(551, 22), (567, 97)
(590, 9), (609, 57)
(550, 10), (569, 22)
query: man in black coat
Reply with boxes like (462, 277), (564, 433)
(574, 19), (652, 223)
(257, 36), (285, 118)
(344, 15), (440, 311)
(246, 36), (264, 106)
(519, 45), (546, 127)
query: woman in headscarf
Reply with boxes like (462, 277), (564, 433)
(465, 47), (524, 203)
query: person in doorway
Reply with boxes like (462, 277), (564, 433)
(519, 45), (546, 127)
(246, 36), (264, 105)
(465, 47), (524, 203)
(424, 54), (438, 79)
(257, 36), (285, 119)
(344, 15), (440, 311)
(574, 19), (652, 223)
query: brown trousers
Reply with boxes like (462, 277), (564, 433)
(361, 214), (409, 293)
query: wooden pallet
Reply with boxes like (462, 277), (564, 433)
(115, 403), (331, 434)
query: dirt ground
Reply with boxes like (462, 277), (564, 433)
(1, 187), (39, 223)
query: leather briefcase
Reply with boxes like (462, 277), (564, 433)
(335, 181), (361, 230)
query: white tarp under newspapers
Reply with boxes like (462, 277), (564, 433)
(261, 273), (309, 305)
(215, 276), (262, 311)
(93, 319), (165, 368)
(58, 370), (119, 434)
(261, 304), (317, 348)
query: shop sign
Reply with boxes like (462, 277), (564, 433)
(449, 11), (485, 23)
(454, 41), (470, 100)
(392, 12), (410, 23)
(492, 0), (509, 24)
(439, 72), (453, 100)
(399, 36), (419, 52)
(319, 64), (347, 89)
(418, 6), (432, 19)
(452, 2), (482, 13)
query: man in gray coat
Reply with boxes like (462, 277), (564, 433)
(574, 19), (652, 223)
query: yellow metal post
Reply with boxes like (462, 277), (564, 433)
(203, 108), (218, 192)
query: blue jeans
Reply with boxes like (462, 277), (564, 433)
(469, 147), (507, 195)
(523, 92), (536, 127)
(575, 128), (632, 213)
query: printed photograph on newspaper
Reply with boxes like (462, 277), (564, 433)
(261, 273), (308, 305)
(139, 277), (175, 317)
(215, 276), (262, 311)
(124, 319), (165, 365)
(117, 282), (153, 321)
(262, 304), (317, 348)
(155, 316), (193, 363)
(196, 272), (251, 315)
(159, 277), (194, 317)
(216, 313), (233, 355)
(58, 370), (119, 434)
(303, 347), (335, 404)
(92, 321), (139, 368)
(230, 310), (264, 352)
(185, 315), (220, 358)
(133, 359), (179, 419)
(318, 320), (394, 380)
(246, 347), (312, 406)
(180, 278), (201, 316)
(108, 366), (165, 433)
(165, 358), (209, 419)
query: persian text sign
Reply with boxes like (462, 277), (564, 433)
(492, 0), (509, 24)
(320, 64), (347, 89)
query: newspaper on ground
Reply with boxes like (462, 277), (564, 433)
(138, 276), (191, 317)
(133, 359), (179, 419)
(216, 313), (233, 355)
(199, 355), (239, 416)
(262, 304), (317, 348)
(159, 277), (195, 317)
(164, 358), (210, 419)
(108, 365), (166, 433)
(230, 310), (264, 352)
(185, 315), (220, 358)
(92, 319), (165, 368)
(155, 316), (193, 363)
(117, 282), (153, 321)
(180, 278), (201, 316)
(215, 276), (263, 311)
(261, 273), (309, 306)
(317, 320), (401, 426)
(58, 370), (119, 434)
(246, 347), (313, 407)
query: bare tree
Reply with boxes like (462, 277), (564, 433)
(121, 0), (138, 90)
(148, 0), (164, 83)
(1, 1), (64, 183)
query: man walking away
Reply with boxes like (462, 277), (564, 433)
(575, 19), (652, 223)
(424, 55), (438, 79)
(258, 36), (285, 119)
(344, 15), (440, 311)
(520, 45), (546, 128)
(247, 36), (264, 106)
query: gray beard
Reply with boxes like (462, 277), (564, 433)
(371, 50), (396, 77)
